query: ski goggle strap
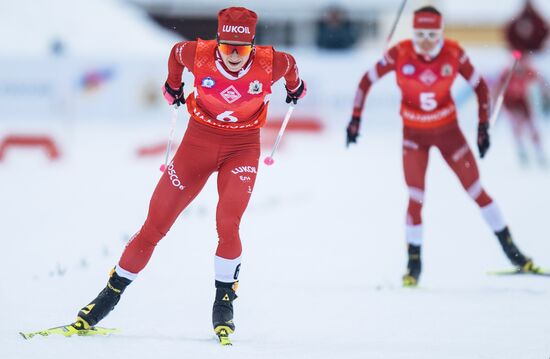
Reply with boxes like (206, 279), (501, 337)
(217, 43), (254, 56)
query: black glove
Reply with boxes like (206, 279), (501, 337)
(163, 81), (185, 106)
(477, 122), (490, 158)
(285, 80), (306, 104)
(346, 116), (361, 147)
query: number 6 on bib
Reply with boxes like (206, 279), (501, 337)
(216, 111), (239, 123)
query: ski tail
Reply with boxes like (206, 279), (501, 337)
(488, 267), (550, 277)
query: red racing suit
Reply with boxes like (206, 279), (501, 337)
(118, 39), (302, 284)
(499, 60), (549, 158)
(352, 39), (495, 236)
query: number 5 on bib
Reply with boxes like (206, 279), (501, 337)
(420, 92), (437, 111)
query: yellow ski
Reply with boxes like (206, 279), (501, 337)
(214, 326), (233, 346)
(488, 267), (550, 277)
(20, 324), (119, 340)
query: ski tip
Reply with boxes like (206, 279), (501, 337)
(218, 335), (233, 346)
(19, 332), (30, 340)
(402, 275), (418, 288)
(214, 326), (233, 346)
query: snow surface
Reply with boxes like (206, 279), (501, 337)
(2, 50), (550, 358)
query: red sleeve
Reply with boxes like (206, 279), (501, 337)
(166, 41), (197, 89)
(272, 50), (301, 91)
(457, 47), (490, 124)
(351, 46), (398, 118)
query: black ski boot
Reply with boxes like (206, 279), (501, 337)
(403, 244), (422, 287)
(74, 269), (132, 329)
(496, 227), (537, 272)
(212, 281), (238, 336)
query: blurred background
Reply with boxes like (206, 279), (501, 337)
(1, 0), (548, 146)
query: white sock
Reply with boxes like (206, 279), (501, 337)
(480, 202), (507, 232)
(406, 224), (423, 246)
(214, 255), (241, 283)
(115, 265), (138, 281)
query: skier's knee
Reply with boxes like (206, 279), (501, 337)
(139, 220), (167, 246)
(466, 180), (492, 207)
(408, 186), (424, 205)
(216, 213), (240, 236)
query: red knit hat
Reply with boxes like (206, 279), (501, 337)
(217, 7), (258, 43)
(413, 8), (443, 29)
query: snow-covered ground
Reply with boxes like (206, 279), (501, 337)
(2, 43), (550, 358)
(2, 108), (550, 358)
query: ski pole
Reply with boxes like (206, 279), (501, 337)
(345, 0), (407, 151)
(489, 50), (522, 128)
(386, 0), (408, 50)
(159, 103), (179, 172)
(263, 104), (295, 166)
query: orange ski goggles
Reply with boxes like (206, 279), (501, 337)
(217, 42), (254, 57)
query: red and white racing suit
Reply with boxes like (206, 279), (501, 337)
(352, 39), (508, 245)
(116, 39), (303, 284)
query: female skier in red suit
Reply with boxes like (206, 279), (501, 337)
(499, 55), (550, 166)
(73, 7), (306, 341)
(347, 6), (539, 286)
